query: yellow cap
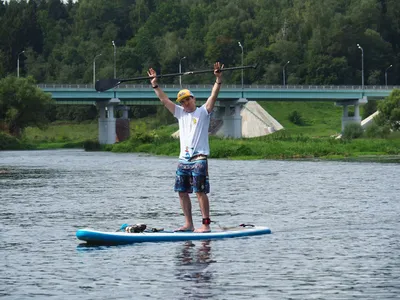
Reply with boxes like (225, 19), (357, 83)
(176, 89), (194, 102)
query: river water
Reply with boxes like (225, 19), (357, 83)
(0, 149), (399, 300)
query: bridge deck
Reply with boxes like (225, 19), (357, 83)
(37, 84), (398, 105)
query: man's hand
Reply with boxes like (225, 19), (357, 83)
(147, 68), (157, 86)
(214, 62), (224, 79)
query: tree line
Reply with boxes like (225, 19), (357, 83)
(1, 0), (399, 140)
(1, 0), (400, 86)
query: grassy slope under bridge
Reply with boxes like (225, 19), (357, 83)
(23, 102), (343, 142)
(259, 101), (343, 136)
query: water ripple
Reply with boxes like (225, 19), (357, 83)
(0, 150), (399, 299)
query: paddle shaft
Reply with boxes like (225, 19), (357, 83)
(95, 64), (258, 92)
(122, 64), (257, 83)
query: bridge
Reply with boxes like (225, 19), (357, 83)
(37, 84), (398, 144)
(38, 83), (395, 104)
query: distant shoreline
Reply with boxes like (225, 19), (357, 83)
(2, 141), (399, 164)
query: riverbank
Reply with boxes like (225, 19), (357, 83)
(1, 101), (399, 162)
(4, 131), (398, 163)
(106, 132), (400, 162)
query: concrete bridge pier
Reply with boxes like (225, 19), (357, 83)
(116, 105), (130, 142)
(220, 98), (248, 138)
(119, 105), (129, 119)
(97, 98), (121, 144)
(335, 96), (367, 132)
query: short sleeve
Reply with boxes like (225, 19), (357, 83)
(174, 105), (184, 119)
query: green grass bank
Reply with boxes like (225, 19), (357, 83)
(2, 102), (399, 162)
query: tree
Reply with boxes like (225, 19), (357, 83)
(375, 89), (400, 131)
(0, 50), (5, 77)
(0, 76), (54, 137)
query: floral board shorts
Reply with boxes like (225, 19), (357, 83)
(174, 158), (210, 194)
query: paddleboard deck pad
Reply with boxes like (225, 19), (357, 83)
(76, 225), (271, 245)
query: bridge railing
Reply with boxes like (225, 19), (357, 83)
(37, 84), (400, 90)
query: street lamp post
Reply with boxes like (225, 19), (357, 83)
(357, 44), (364, 89)
(385, 64), (392, 87)
(283, 60), (290, 86)
(93, 53), (102, 85)
(179, 56), (186, 87)
(238, 42), (244, 88)
(112, 41), (116, 79)
(17, 50), (25, 78)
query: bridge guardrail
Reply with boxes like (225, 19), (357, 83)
(37, 84), (400, 90)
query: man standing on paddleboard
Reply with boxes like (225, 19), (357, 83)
(148, 62), (223, 233)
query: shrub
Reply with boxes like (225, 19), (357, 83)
(0, 131), (21, 150)
(132, 130), (158, 143)
(342, 123), (364, 140)
(377, 89), (400, 131)
(365, 123), (390, 138)
(288, 110), (306, 125)
(83, 140), (101, 151)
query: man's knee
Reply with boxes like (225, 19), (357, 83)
(179, 191), (190, 199)
(195, 191), (208, 199)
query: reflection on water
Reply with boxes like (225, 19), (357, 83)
(175, 241), (215, 281)
(175, 240), (216, 299)
(0, 167), (57, 179)
(76, 243), (115, 251)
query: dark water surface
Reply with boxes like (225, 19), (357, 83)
(1, 149), (399, 300)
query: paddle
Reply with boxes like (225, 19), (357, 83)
(95, 64), (258, 92)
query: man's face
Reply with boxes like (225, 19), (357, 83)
(179, 96), (196, 112)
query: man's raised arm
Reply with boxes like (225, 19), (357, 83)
(205, 62), (224, 113)
(148, 68), (176, 115)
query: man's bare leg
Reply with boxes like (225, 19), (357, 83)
(175, 192), (194, 231)
(194, 192), (211, 233)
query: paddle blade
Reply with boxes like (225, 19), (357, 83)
(95, 78), (121, 92)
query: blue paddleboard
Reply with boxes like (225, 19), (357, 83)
(76, 225), (271, 245)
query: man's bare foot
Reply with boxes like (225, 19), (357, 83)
(174, 226), (194, 232)
(194, 225), (211, 233)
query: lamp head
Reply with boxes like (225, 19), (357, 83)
(112, 41), (115, 46)
(238, 41), (242, 47)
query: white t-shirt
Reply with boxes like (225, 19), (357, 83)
(174, 104), (211, 160)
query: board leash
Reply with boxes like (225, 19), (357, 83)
(212, 220), (255, 231)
